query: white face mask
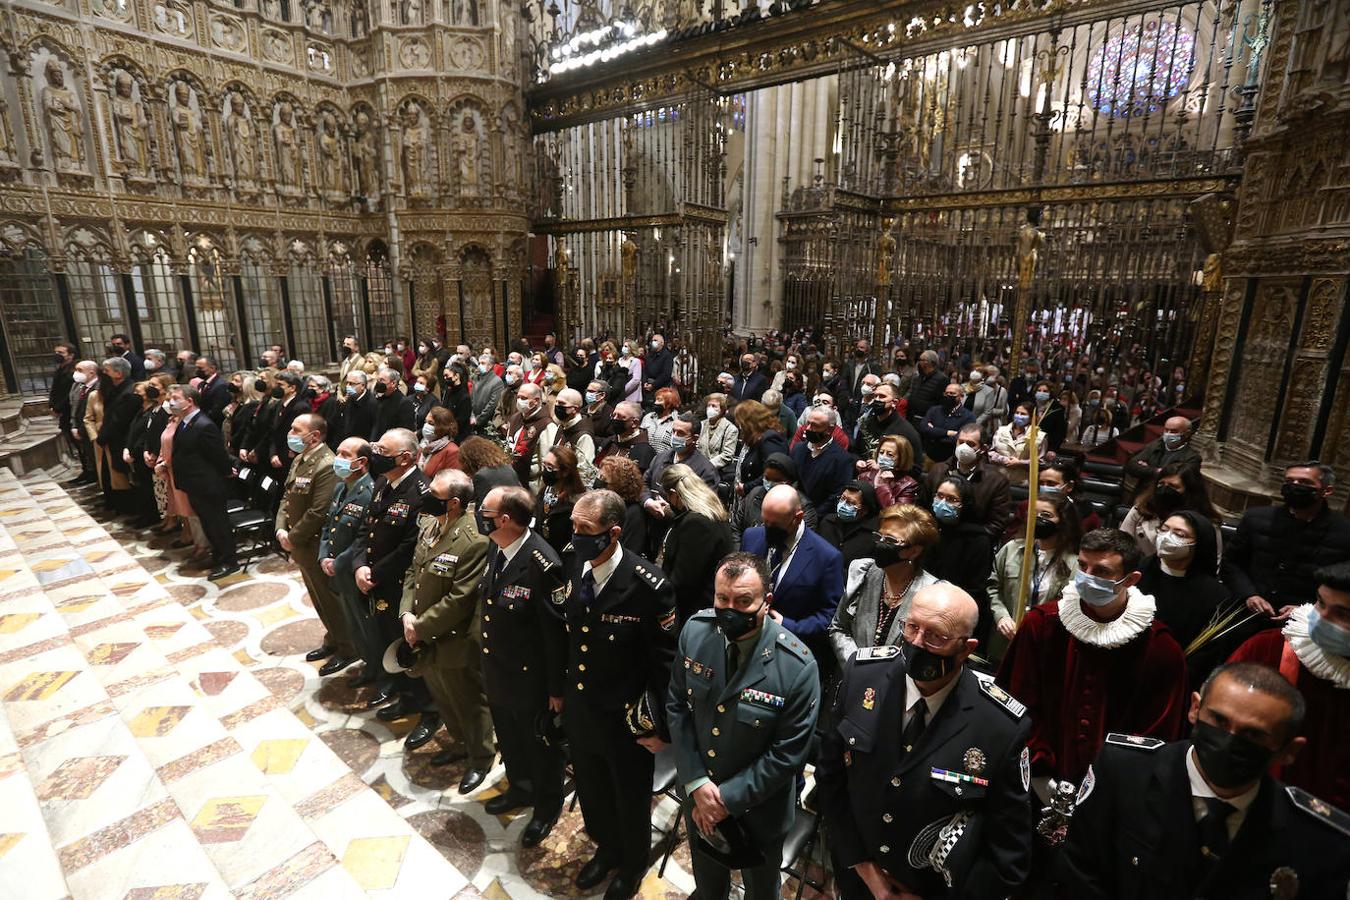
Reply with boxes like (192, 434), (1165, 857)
(706, 405), (720, 420)
(650, 340), (660, 351)
(785, 361), (796, 371)
(1155, 530), (1195, 562)
(955, 443), (979, 465)
(516, 397), (533, 414)
(73, 371), (89, 384)
(421, 422), (437, 440)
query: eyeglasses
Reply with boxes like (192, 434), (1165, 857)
(900, 619), (964, 651)
(871, 532), (911, 549)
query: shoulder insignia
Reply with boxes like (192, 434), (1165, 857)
(976, 677), (1027, 719)
(530, 548), (555, 571)
(855, 645), (899, 662)
(551, 585), (567, 606)
(773, 630), (811, 662)
(1286, 786), (1350, 838)
(657, 609), (677, 632)
(1076, 764), (1096, 804)
(633, 563), (666, 590)
(1103, 733), (1164, 751)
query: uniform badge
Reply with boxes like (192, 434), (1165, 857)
(1019, 747), (1031, 792)
(374, 598), (388, 612)
(862, 687), (876, 711)
(1076, 765), (1096, 805)
(844, 750), (852, 767)
(692, 661), (704, 676)
(658, 610), (677, 632)
(551, 586), (567, 606)
(1269, 866), (1299, 900)
(963, 748), (986, 776)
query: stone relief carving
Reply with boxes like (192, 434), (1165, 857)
(260, 0), (282, 19)
(447, 36), (485, 71)
(0, 94), (16, 164)
(451, 109), (487, 197)
(225, 92), (258, 188)
(273, 100), (303, 190)
(401, 104), (430, 199)
(399, 38), (431, 69)
(263, 29), (294, 64)
(350, 45), (371, 77)
(41, 59), (86, 173)
(153, 2), (194, 36)
(351, 109), (381, 204)
(110, 71), (150, 177)
(317, 109), (346, 195)
(400, 0), (422, 25)
(171, 81), (208, 184)
(305, 0), (331, 33)
(92, 0), (132, 21)
(210, 14), (247, 52)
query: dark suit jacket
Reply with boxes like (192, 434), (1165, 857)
(731, 370), (768, 403)
(121, 350), (146, 381)
(353, 468), (429, 601)
(97, 380), (141, 474)
(270, 394), (308, 462)
(789, 439), (855, 510)
(659, 512), (733, 622)
(339, 390), (377, 444)
(371, 390), (415, 440)
(199, 374), (231, 425)
(50, 363), (75, 423)
(171, 411), (231, 499)
(741, 524), (843, 640)
(643, 348), (674, 392)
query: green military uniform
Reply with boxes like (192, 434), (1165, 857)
(276, 442), (353, 658)
(399, 509), (495, 770)
(667, 610), (821, 900)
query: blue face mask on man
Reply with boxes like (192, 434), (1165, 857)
(1308, 606), (1350, 658)
(1073, 569), (1127, 607)
(286, 434), (307, 454)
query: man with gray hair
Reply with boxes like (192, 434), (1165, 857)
(92, 356), (139, 514)
(597, 400), (656, 474)
(507, 382), (558, 493)
(65, 359), (100, 486)
(470, 351), (505, 435)
(906, 348), (949, 423)
(143, 348), (167, 374)
(371, 365), (415, 439)
(552, 387), (596, 473)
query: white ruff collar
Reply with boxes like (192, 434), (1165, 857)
(1283, 604), (1350, 690)
(1059, 585), (1156, 648)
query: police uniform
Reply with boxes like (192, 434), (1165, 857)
(816, 646), (1035, 898)
(276, 442), (353, 658)
(479, 530), (568, 816)
(667, 610), (820, 900)
(399, 510), (495, 769)
(319, 471), (382, 688)
(562, 545), (678, 885)
(1059, 735), (1350, 899)
(353, 468), (430, 701)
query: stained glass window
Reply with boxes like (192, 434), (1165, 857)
(1086, 19), (1195, 118)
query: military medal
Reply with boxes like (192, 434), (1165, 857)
(862, 687), (876, 710)
(375, 599), (388, 611)
(963, 747), (986, 776)
(930, 767), (989, 788)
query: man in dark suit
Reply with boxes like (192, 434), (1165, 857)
(790, 405), (856, 512)
(97, 357), (142, 514)
(352, 428), (431, 722)
(817, 582), (1034, 899)
(668, 553), (820, 900)
(196, 355), (231, 425)
(371, 367), (416, 440)
(268, 371), (309, 471)
(1059, 661), (1350, 899)
(109, 332), (145, 381)
(731, 353), (768, 404)
(642, 333), (674, 408)
(168, 383), (238, 579)
(564, 489), (678, 900)
(478, 485), (569, 846)
(841, 338), (880, 401)
(339, 371), (377, 445)
(741, 485), (844, 682)
(66, 359), (99, 486)
(49, 342), (76, 434)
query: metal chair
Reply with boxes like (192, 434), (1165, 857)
(781, 785), (827, 900)
(650, 745), (685, 877)
(228, 470), (284, 568)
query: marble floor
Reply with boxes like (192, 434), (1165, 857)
(0, 466), (830, 899)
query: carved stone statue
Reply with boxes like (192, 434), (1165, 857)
(261, 0), (281, 17)
(351, 110), (379, 198)
(350, 0), (367, 36)
(875, 218), (896, 287)
(306, 0), (327, 31)
(171, 81), (207, 181)
(401, 106), (427, 197)
(1201, 253), (1222, 294)
(273, 101), (301, 188)
(111, 71), (148, 175)
(318, 110), (344, 193)
(453, 111), (481, 195)
(621, 233), (637, 281)
(1016, 207), (1045, 290)
(0, 95), (14, 161)
(400, 0), (420, 24)
(226, 93), (257, 183)
(42, 60), (85, 172)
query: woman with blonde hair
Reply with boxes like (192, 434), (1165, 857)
(699, 392), (740, 471)
(853, 433), (919, 507)
(656, 463), (733, 623)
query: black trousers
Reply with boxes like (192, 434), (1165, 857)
(189, 490), (236, 566)
(565, 702), (654, 876)
(489, 701), (564, 816)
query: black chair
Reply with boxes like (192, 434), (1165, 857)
(225, 465), (258, 515)
(781, 784), (827, 900)
(650, 746), (685, 876)
(228, 470), (284, 569)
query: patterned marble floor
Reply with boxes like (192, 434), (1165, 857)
(1, 465), (784, 899)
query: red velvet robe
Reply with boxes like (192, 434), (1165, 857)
(995, 601), (1188, 784)
(1228, 630), (1350, 809)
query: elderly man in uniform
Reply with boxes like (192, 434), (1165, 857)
(817, 582), (1035, 899)
(668, 552), (820, 900)
(398, 469), (496, 792)
(320, 437), (388, 697)
(478, 484), (569, 847)
(564, 489), (679, 900)
(353, 428), (436, 747)
(1060, 661), (1350, 899)
(277, 414), (355, 676)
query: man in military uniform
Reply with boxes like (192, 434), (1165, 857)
(668, 552), (820, 900)
(564, 489), (678, 900)
(477, 484), (569, 846)
(276, 414), (354, 674)
(352, 428), (434, 744)
(398, 469), (495, 792)
(1059, 661), (1350, 899)
(319, 437), (387, 698)
(817, 582), (1034, 899)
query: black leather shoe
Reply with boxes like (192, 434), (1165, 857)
(376, 698), (419, 721)
(575, 856), (616, 891)
(430, 747), (467, 767)
(318, 656), (357, 677)
(404, 718), (439, 750)
(364, 690), (395, 710)
(305, 645), (334, 662)
(208, 564), (241, 581)
(484, 790), (532, 815)
(458, 768), (488, 794)
(603, 871), (640, 900)
(521, 811), (561, 848)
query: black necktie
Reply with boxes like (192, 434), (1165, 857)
(492, 549), (507, 587)
(727, 641), (741, 680)
(1197, 797), (1234, 865)
(901, 696), (928, 754)
(580, 568), (596, 607)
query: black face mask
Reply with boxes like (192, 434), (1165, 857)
(422, 495), (448, 517)
(301, 387), (316, 400)
(226, 383), (241, 395)
(1191, 719), (1277, 790)
(195, 368), (207, 380)
(871, 539), (908, 569)
(1281, 482), (1320, 510)
(898, 636), (959, 683)
(763, 524), (790, 551)
(270, 386), (285, 399)
(374, 382), (389, 395)
(145, 386), (161, 400)
(1033, 516), (1059, 539)
(254, 378), (268, 392)
(478, 514), (498, 536)
(367, 452), (398, 477)
(715, 602), (763, 641)
(571, 529), (612, 563)
(943, 395), (961, 411)
(805, 429), (830, 446)
(871, 400), (890, 416)
(1153, 483), (1184, 512)
(540, 468), (558, 486)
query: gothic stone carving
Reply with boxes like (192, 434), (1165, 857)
(41, 59), (87, 175)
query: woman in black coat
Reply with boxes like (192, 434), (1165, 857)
(733, 400), (789, 491)
(819, 479), (882, 568)
(656, 463), (734, 624)
(925, 475), (996, 644)
(125, 381), (169, 528)
(410, 373), (443, 433)
(440, 362), (473, 442)
(536, 445), (585, 558)
(1138, 509), (1230, 689)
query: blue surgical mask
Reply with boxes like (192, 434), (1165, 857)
(1308, 607), (1350, 659)
(1162, 433), (1185, 450)
(1039, 484), (1062, 496)
(1073, 570), (1126, 607)
(1088, 398), (1101, 408)
(345, 385), (357, 396)
(931, 499), (960, 524)
(876, 454), (896, 471)
(332, 457), (354, 479)
(1013, 413), (1030, 427)
(670, 436), (687, 452)
(1034, 391), (1051, 404)
(478, 363), (489, 374)
(836, 500), (858, 521)
(286, 434), (307, 454)
(585, 391), (598, 404)
(762, 478), (782, 493)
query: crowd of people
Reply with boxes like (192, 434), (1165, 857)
(44, 326), (1349, 899)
